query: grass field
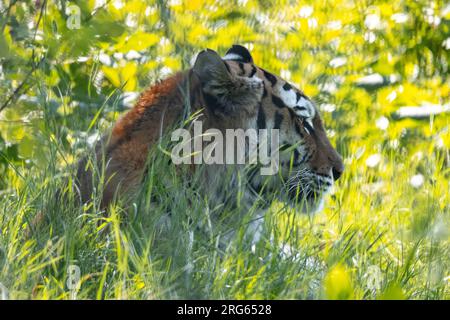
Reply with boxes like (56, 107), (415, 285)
(0, 0), (449, 299)
(1, 114), (449, 299)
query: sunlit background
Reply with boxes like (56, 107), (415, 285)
(0, 0), (448, 299)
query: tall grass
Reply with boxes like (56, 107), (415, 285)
(0, 104), (448, 299)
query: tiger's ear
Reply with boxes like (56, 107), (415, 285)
(223, 45), (253, 63)
(193, 49), (232, 86)
(193, 48), (263, 115)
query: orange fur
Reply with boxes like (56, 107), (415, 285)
(76, 72), (196, 207)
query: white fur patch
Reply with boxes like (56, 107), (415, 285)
(279, 86), (297, 107)
(277, 86), (316, 121)
(223, 53), (244, 61)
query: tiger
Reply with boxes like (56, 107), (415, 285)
(75, 45), (344, 227)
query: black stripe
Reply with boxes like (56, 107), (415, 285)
(295, 122), (304, 137)
(238, 62), (245, 75)
(274, 111), (283, 129)
(294, 105), (307, 112)
(296, 92), (305, 102)
(257, 104), (266, 130)
(272, 95), (288, 109)
(262, 69), (277, 86)
(249, 65), (257, 77)
(299, 152), (309, 164)
(225, 45), (253, 63)
(303, 119), (315, 134)
(223, 61), (231, 73)
(282, 82), (292, 91)
(262, 86), (268, 98)
(293, 149), (300, 165)
(299, 150), (313, 164)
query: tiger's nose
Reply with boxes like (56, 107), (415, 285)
(332, 166), (343, 181)
(329, 151), (344, 181)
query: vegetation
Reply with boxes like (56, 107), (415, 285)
(0, 0), (449, 299)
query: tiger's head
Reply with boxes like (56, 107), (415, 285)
(191, 45), (344, 213)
